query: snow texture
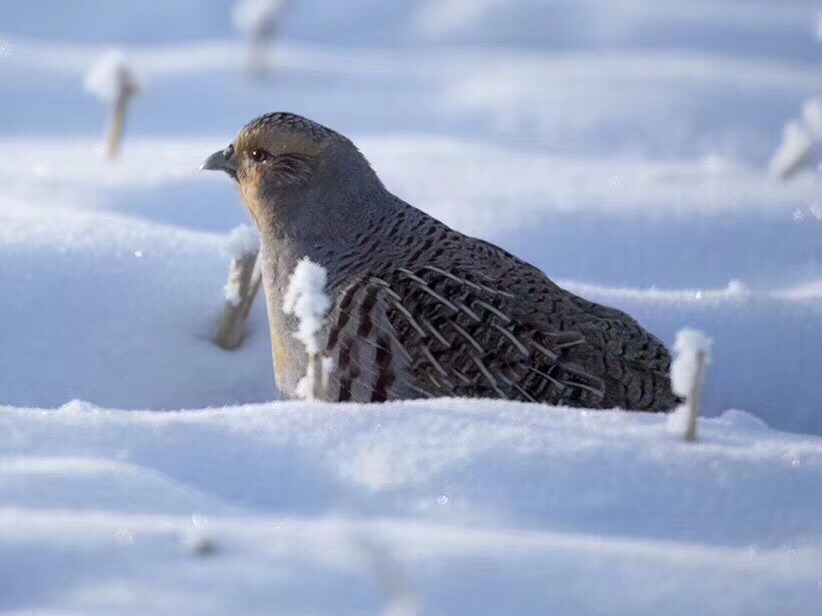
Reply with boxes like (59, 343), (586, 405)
(225, 223), (259, 260)
(1, 401), (821, 615)
(283, 257), (330, 355)
(83, 49), (137, 103)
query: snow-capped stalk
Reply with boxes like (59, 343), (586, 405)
(669, 329), (712, 442)
(283, 257), (331, 400)
(354, 535), (418, 616)
(84, 50), (139, 160)
(233, 0), (290, 76)
(682, 348), (706, 441)
(769, 121), (813, 180)
(105, 84), (136, 160)
(217, 225), (262, 350)
(306, 354), (323, 400)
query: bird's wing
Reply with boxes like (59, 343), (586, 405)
(324, 265), (606, 405)
(323, 275), (421, 402)
(469, 236), (673, 374)
(563, 293), (672, 374)
(465, 237), (677, 411)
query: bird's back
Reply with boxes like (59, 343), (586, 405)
(317, 197), (679, 411)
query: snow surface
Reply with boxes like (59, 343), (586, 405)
(1, 402), (821, 614)
(1, 0), (821, 613)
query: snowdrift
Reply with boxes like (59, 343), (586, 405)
(1, 401), (821, 614)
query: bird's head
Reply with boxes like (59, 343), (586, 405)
(202, 112), (382, 238)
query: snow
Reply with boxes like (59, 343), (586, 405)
(282, 257), (332, 399)
(233, 0), (287, 35)
(415, 0), (508, 38)
(283, 257), (330, 356)
(1, 0), (821, 613)
(223, 224), (260, 306)
(224, 223), (259, 260)
(83, 49), (138, 103)
(0, 201), (275, 410)
(670, 329), (713, 399)
(667, 329), (712, 438)
(1, 402), (821, 614)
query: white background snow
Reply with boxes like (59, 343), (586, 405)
(0, 1), (820, 614)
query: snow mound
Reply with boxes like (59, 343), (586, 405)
(0, 455), (231, 515)
(0, 202), (274, 410)
(1, 401), (821, 614)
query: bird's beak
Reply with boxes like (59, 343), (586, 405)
(201, 144), (237, 178)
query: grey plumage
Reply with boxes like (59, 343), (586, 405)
(203, 112), (679, 411)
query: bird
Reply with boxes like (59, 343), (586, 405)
(202, 112), (679, 411)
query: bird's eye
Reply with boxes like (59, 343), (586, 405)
(250, 149), (270, 163)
